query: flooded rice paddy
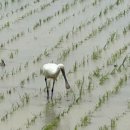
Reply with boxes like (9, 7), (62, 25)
(0, 0), (130, 130)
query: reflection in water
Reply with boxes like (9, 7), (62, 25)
(44, 101), (57, 125)
(44, 100), (71, 130)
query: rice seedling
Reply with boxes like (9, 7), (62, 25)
(0, 93), (30, 122)
(44, 49), (49, 57)
(9, 52), (14, 59)
(24, 62), (29, 68)
(36, 55), (42, 62)
(73, 61), (78, 72)
(92, 0), (102, 6)
(27, 76), (30, 82)
(40, 68), (44, 75)
(33, 19), (42, 30)
(77, 73), (128, 129)
(80, 115), (91, 127)
(19, 93), (30, 105)
(26, 114), (38, 128)
(32, 72), (37, 79)
(0, 75), (4, 80)
(93, 67), (101, 77)
(122, 23), (130, 36)
(0, 93), (4, 100)
(75, 126), (78, 130)
(103, 7), (108, 15)
(91, 46), (102, 60)
(118, 55), (128, 71)
(20, 80), (25, 86)
(99, 73), (109, 85)
(112, 75), (127, 94)
(43, 116), (60, 130)
(72, 43), (79, 51)
(128, 101), (130, 109)
(58, 47), (70, 61)
(99, 125), (109, 130)
(81, 56), (86, 66)
(111, 119), (116, 129)
(87, 80), (94, 92)
(116, 0), (124, 6)
(107, 45), (128, 66)
(75, 76), (84, 103)
(99, 110), (129, 130)
(104, 32), (119, 50)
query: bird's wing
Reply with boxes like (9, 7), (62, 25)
(43, 63), (59, 77)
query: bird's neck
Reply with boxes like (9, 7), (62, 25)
(61, 68), (67, 81)
(61, 68), (70, 89)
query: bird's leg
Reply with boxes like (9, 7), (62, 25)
(51, 80), (55, 100)
(45, 77), (49, 100)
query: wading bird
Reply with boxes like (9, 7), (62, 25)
(43, 63), (70, 99)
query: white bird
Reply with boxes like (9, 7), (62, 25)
(43, 63), (70, 99)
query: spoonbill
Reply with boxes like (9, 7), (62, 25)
(43, 63), (70, 99)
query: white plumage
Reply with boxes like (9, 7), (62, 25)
(43, 63), (61, 79)
(43, 63), (70, 99)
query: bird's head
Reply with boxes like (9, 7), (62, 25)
(58, 64), (64, 70)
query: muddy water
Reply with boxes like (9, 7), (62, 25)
(0, 0), (130, 130)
